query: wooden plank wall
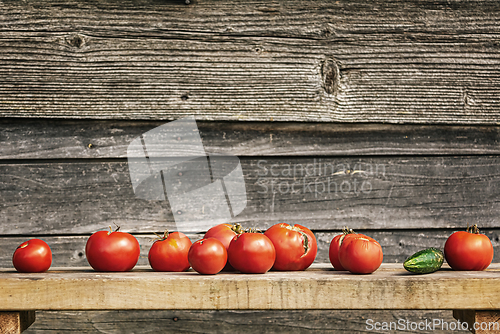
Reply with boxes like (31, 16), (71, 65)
(1, 0), (500, 123)
(1, 0), (500, 333)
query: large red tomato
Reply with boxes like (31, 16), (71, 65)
(264, 223), (317, 271)
(338, 234), (383, 274)
(148, 231), (192, 272)
(329, 229), (365, 271)
(444, 224), (493, 271)
(228, 232), (276, 274)
(204, 223), (243, 271)
(188, 238), (227, 275)
(12, 239), (52, 273)
(86, 227), (140, 272)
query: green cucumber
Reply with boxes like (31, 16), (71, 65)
(403, 247), (444, 274)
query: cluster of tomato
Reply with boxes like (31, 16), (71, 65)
(12, 223), (318, 274)
(11, 223), (494, 274)
(328, 224), (495, 274)
(149, 222), (318, 274)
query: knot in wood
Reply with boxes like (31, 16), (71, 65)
(321, 57), (339, 95)
(67, 34), (85, 48)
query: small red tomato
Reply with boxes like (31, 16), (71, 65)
(444, 224), (494, 271)
(264, 223), (317, 271)
(204, 223), (243, 271)
(228, 232), (276, 274)
(86, 226), (140, 272)
(148, 231), (192, 272)
(188, 238), (227, 275)
(329, 228), (363, 271)
(339, 234), (383, 274)
(12, 239), (52, 273)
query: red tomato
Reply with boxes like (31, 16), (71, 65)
(12, 239), (52, 273)
(148, 231), (192, 272)
(444, 225), (494, 271)
(188, 238), (227, 275)
(86, 227), (140, 272)
(264, 223), (317, 271)
(204, 223), (243, 271)
(228, 233), (276, 274)
(329, 229), (366, 271)
(338, 234), (383, 274)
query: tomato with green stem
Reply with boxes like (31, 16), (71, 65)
(338, 233), (383, 274)
(444, 224), (493, 271)
(86, 225), (140, 272)
(329, 228), (368, 271)
(148, 230), (192, 272)
(264, 223), (317, 271)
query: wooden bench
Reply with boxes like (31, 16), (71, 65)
(2, 0), (500, 332)
(1, 264), (500, 334)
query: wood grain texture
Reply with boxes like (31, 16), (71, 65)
(1, 156), (500, 233)
(24, 310), (468, 334)
(2, 0), (500, 123)
(2, 119), (500, 159)
(0, 312), (35, 334)
(1, 264), (500, 311)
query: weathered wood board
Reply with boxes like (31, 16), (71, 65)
(2, 1), (500, 123)
(1, 264), (500, 311)
(1, 156), (499, 233)
(24, 310), (469, 334)
(2, 119), (500, 159)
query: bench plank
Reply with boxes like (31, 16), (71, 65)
(1, 264), (500, 311)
